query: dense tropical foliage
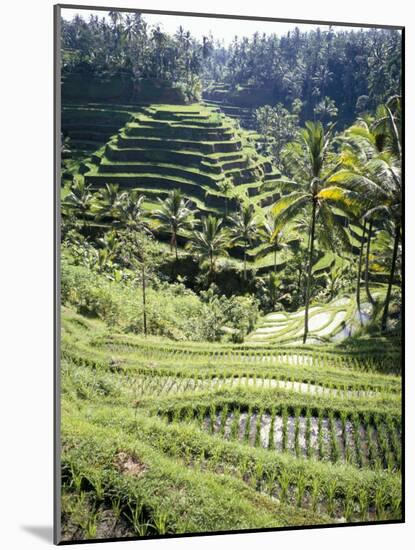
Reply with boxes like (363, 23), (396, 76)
(58, 9), (402, 543)
(62, 13), (401, 126)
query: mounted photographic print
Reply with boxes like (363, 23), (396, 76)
(54, 4), (404, 544)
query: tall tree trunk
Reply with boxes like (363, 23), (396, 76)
(356, 220), (367, 325)
(209, 251), (214, 285)
(365, 220), (375, 305)
(142, 263), (147, 337)
(82, 207), (90, 237)
(381, 222), (400, 333)
(170, 232), (178, 280)
(303, 199), (317, 344)
(243, 246), (247, 281)
(302, 225), (312, 304)
(174, 232), (178, 262)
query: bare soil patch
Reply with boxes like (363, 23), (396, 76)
(114, 452), (148, 477)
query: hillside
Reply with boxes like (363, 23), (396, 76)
(64, 103), (280, 209)
(247, 291), (391, 345)
(62, 102), (293, 272)
(58, 10), (402, 544)
(60, 307), (401, 541)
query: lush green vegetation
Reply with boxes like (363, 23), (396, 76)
(61, 310), (401, 541)
(62, 13), (401, 126)
(59, 9), (402, 543)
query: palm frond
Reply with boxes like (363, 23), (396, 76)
(271, 191), (309, 236)
(317, 185), (365, 217)
(319, 203), (352, 253)
(327, 170), (390, 202)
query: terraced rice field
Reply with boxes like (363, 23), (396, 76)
(247, 293), (385, 345)
(78, 103), (281, 209)
(60, 307), (402, 541)
(62, 102), (300, 272)
(62, 102), (381, 281)
(202, 98), (256, 130)
(61, 105), (133, 181)
(62, 102), (378, 279)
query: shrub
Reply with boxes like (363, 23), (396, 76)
(61, 261), (258, 342)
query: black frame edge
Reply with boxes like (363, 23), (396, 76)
(54, 3), (62, 546)
(56, 3), (404, 31)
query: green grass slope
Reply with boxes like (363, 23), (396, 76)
(81, 103), (280, 211)
(60, 307), (402, 541)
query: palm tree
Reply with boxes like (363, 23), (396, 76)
(123, 14), (136, 43)
(314, 96), (338, 126)
(371, 97), (402, 332)
(228, 202), (258, 280)
(332, 139), (371, 325)
(91, 183), (122, 221)
(186, 216), (229, 279)
(364, 217), (376, 305)
(339, 115), (387, 311)
(332, 152), (401, 331)
(257, 211), (292, 273)
(272, 121), (355, 343)
(267, 272), (281, 311)
(372, 96), (402, 159)
(108, 10), (124, 30)
(333, 97), (402, 331)
(354, 217), (368, 324)
(152, 190), (193, 262)
(218, 177), (235, 217)
(116, 190), (147, 231)
(62, 179), (93, 233)
(115, 190), (151, 338)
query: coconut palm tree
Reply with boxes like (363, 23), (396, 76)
(332, 133), (373, 321)
(91, 183), (123, 221)
(186, 216), (229, 279)
(339, 113), (389, 310)
(257, 211), (293, 273)
(114, 190), (151, 337)
(272, 121), (356, 343)
(372, 96), (402, 158)
(333, 97), (402, 331)
(228, 202), (258, 280)
(108, 10), (124, 30)
(266, 272), (282, 311)
(123, 14), (136, 43)
(62, 179), (93, 233)
(313, 96), (338, 126)
(370, 98), (402, 311)
(152, 190), (193, 262)
(331, 151), (401, 332)
(364, 217), (376, 306)
(217, 177), (235, 218)
(116, 190), (148, 231)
